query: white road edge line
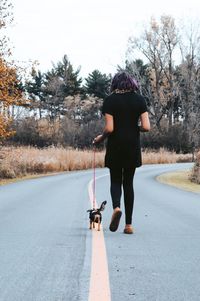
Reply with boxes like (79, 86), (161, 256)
(88, 174), (111, 301)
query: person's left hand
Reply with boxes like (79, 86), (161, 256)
(93, 134), (103, 145)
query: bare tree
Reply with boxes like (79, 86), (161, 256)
(128, 15), (179, 129)
(178, 22), (200, 151)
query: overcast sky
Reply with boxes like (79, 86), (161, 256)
(7, 0), (200, 78)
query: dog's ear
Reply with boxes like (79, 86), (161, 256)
(99, 200), (107, 211)
(87, 209), (93, 212)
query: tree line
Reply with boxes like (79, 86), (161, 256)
(11, 56), (111, 148)
(0, 1), (200, 152)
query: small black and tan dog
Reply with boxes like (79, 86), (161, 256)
(87, 201), (107, 231)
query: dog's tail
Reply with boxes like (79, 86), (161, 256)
(99, 200), (107, 211)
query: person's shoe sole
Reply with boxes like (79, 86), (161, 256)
(109, 210), (122, 232)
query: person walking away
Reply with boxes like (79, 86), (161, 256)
(93, 71), (150, 234)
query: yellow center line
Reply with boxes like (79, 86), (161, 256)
(88, 174), (111, 301)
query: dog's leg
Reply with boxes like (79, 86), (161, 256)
(93, 222), (95, 229)
(89, 221), (92, 229)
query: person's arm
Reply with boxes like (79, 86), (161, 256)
(93, 113), (114, 144)
(139, 112), (150, 132)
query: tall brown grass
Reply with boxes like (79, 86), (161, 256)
(0, 146), (193, 179)
(0, 146), (104, 179)
(142, 148), (193, 164)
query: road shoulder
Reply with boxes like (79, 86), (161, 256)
(157, 169), (200, 194)
(0, 171), (66, 186)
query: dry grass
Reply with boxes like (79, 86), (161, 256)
(0, 146), (104, 179)
(0, 146), (193, 181)
(142, 148), (193, 164)
(157, 170), (200, 193)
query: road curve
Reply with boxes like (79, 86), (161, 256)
(0, 163), (200, 301)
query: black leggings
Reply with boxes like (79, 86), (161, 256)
(109, 167), (136, 224)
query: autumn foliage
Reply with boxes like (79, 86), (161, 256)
(0, 0), (25, 139)
(0, 57), (23, 138)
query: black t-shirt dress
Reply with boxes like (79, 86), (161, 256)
(102, 91), (147, 169)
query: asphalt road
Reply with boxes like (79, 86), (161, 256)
(0, 163), (200, 301)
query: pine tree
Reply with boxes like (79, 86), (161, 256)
(25, 69), (46, 118)
(53, 54), (82, 96)
(84, 70), (111, 99)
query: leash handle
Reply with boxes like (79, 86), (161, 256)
(93, 146), (96, 209)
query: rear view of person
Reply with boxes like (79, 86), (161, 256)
(93, 71), (150, 234)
